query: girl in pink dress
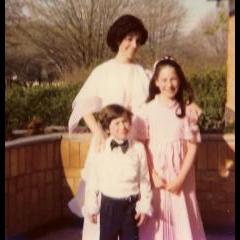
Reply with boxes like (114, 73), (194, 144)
(138, 56), (206, 240)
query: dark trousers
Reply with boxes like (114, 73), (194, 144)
(100, 194), (139, 240)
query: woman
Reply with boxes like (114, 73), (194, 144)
(68, 14), (201, 240)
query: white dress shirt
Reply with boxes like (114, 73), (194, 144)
(68, 59), (150, 133)
(85, 136), (152, 216)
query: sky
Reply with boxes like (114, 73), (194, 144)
(181, 0), (219, 32)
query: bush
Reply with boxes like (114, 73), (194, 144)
(5, 67), (230, 139)
(5, 82), (82, 139)
(188, 68), (227, 133)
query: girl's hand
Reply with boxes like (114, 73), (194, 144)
(88, 214), (98, 224)
(135, 212), (147, 227)
(186, 102), (202, 123)
(165, 177), (184, 195)
(151, 170), (167, 189)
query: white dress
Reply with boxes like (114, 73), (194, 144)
(67, 58), (150, 240)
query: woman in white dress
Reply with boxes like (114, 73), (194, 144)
(68, 15), (150, 240)
(67, 14), (201, 240)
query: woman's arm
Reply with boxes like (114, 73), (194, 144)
(83, 113), (102, 134)
(166, 141), (198, 194)
(83, 113), (107, 151)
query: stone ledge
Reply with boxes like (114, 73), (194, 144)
(61, 133), (92, 141)
(5, 133), (63, 148)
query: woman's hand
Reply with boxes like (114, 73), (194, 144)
(186, 102), (202, 123)
(151, 170), (167, 189)
(165, 177), (184, 195)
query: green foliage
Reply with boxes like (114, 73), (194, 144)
(188, 68), (227, 133)
(5, 68), (229, 139)
(5, 82), (82, 139)
(224, 121), (235, 133)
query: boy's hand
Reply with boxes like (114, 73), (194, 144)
(135, 213), (147, 227)
(152, 170), (167, 189)
(88, 214), (98, 224)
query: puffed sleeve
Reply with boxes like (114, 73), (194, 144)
(131, 103), (149, 141)
(135, 143), (152, 216)
(68, 67), (103, 133)
(130, 65), (150, 114)
(183, 114), (201, 143)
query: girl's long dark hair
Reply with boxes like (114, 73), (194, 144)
(146, 57), (194, 118)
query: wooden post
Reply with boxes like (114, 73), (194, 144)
(207, 0), (235, 125)
(225, 0), (235, 124)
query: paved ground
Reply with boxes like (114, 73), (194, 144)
(33, 226), (234, 240)
(7, 220), (235, 240)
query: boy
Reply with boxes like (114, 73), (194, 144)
(85, 104), (152, 240)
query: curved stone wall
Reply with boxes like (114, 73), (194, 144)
(5, 133), (235, 237)
(5, 134), (64, 237)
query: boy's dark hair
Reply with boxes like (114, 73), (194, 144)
(107, 14), (148, 52)
(98, 104), (133, 131)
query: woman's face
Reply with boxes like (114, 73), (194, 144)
(118, 33), (141, 61)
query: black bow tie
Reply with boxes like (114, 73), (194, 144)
(110, 139), (129, 153)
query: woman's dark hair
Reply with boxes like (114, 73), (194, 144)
(98, 104), (133, 131)
(107, 14), (148, 52)
(146, 56), (194, 118)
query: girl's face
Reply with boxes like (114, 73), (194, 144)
(118, 33), (141, 61)
(155, 66), (180, 100)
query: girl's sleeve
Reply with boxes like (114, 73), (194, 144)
(68, 67), (103, 133)
(183, 114), (201, 143)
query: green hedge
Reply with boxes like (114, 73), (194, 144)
(5, 82), (82, 138)
(5, 68), (231, 139)
(189, 68), (227, 133)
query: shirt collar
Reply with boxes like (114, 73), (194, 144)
(106, 136), (131, 149)
(154, 94), (178, 109)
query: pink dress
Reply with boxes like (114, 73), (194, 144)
(138, 94), (206, 240)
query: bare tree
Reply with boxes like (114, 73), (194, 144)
(10, 0), (131, 72)
(131, 0), (187, 64)
(201, 9), (227, 57)
(178, 4), (228, 74)
(6, 0), (33, 86)
(6, 0), (188, 81)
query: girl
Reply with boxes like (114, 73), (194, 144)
(138, 56), (206, 240)
(68, 14), (202, 239)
